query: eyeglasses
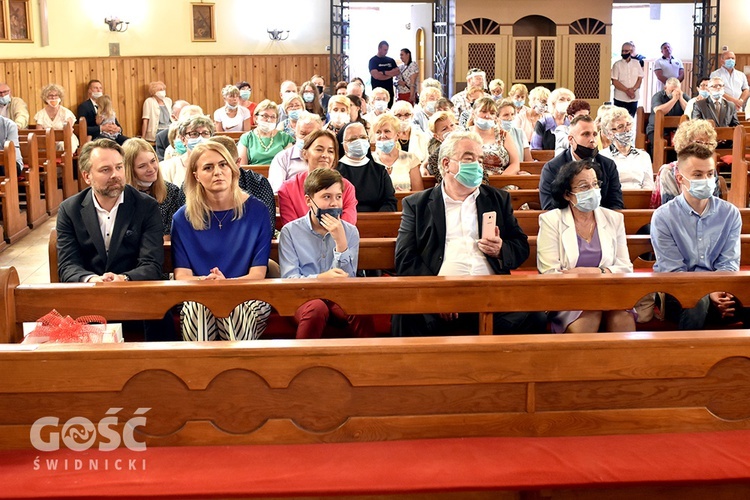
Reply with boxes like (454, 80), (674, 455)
(186, 131), (212, 139)
(610, 122), (632, 133)
(708, 84), (724, 90)
(256, 114), (276, 121)
(571, 181), (599, 192)
(394, 113), (413, 119)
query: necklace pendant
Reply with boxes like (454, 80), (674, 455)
(218, 223), (222, 230)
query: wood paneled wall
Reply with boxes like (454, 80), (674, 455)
(0, 55), (330, 137)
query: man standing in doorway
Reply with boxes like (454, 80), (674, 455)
(653, 42), (685, 92)
(611, 42), (644, 117)
(369, 41), (399, 107)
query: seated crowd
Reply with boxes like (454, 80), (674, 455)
(4, 41), (748, 341)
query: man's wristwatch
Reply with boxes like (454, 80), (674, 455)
(122, 274), (131, 281)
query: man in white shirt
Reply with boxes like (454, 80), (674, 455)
(653, 42), (685, 91)
(710, 50), (749, 110)
(393, 130), (546, 336)
(611, 42), (645, 117)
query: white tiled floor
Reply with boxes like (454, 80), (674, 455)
(0, 216), (57, 284)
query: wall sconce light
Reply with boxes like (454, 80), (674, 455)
(267, 29), (290, 41)
(105, 17), (129, 32)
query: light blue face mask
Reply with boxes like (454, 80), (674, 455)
(226, 103), (238, 110)
(186, 137), (205, 151)
(454, 161), (484, 189)
(347, 138), (370, 158)
(573, 188), (601, 213)
(513, 99), (525, 108)
(288, 109), (301, 121)
(239, 90), (251, 100)
(425, 102), (436, 115)
(0, 95), (10, 106)
(686, 177), (716, 200)
(376, 139), (395, 154)
(710, 90), (724, 100)
(699, 90), (710, 99)
(302, 92), (315, 103)
(725, 59), (736, 69)
(295, 138), (305, 150)
(500, 120), (513, 131)
(474, 117), (495, 131)
(174, 139), (187, 155)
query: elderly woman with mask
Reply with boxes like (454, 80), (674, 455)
(213, 85), (252, 133)
(599, 107), (654, 190)
(532, 87), (574, 150)
(141, 81), (172, 142)
(268, 112), (323, 193)
(325, 95), (353, 135)
(537, 160), (634, 333)
(337, 121), (397, 212)
(33, 83), (79, 152)
(413, 86), (442, 135)
(277, 94), (305, 138)
(238, 100), (294, 166)
(371, 113), (423, 192)
(159, 115), (215, 188)
(392, 100), (430, 162)
(423, 111), (456, 181)
(469, 97), (520, 176)
(363, 87), (391, 125)
(516, 86), (549, 142)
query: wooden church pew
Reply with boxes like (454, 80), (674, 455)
(0, 142), (31, 245)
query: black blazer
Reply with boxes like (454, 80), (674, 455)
(77, 99), (122, 138)
(691, 98), (739, 127)
(395, 184), (529, 277)
(155, 128), (170, 161)
(539, 149), (624, 210)
(56, 185), (164, 282)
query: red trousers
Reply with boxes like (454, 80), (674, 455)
(294, 299), (374, 339)
(397, 92), (414, 104)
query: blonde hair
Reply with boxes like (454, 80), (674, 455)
(183, 142), (245, 231)
(370, 113), (401, 143)
(466, 85), (485, 99)
(489, 79), (505, 93)
(327, 95), (352, 112)
(419, 87), (442, 105)
(148, 81), (166, 96)
(95, 95), (115, 125)
(391, 100), (414, 115)
(549, 88), (575, 107)
(254, 99), (278, 118)
(122, 138), (167, 203)
(40, 83), (65, 104)
(673, 119), (717, 152)
(472, 96), (497, 115)
(528, 86), (550, 105)
(370, 87), (390, 103)
(221, 85), (240, 98)
(509, 83), (528, 98)
(428, 111), (454, 134)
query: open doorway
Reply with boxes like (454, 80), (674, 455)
(348, 2), (433, 95)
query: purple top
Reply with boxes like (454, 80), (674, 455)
(575, 228), (602, 268)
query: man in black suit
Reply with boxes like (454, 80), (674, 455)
(539, 115), (624, 210)
(56, 138), (170, 340)
(57, 138), (163, 283)
(76, 79), (128, 145)
(692, 77), (740, 127)
(392, 130), (546, 336)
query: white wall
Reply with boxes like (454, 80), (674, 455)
(611, 3), (694, 63)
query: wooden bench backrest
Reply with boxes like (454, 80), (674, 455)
(729, 125), (749, 208)
(15, 133), (47, 228)
(2, 319), (750, 448)
(422, 175), (541, 190)
(530, 150), (554, 162)
(216, 130), (244, 141)
(652, 110), (687, 171)
(51, 124), (77, 198)
(0, 142), (28, 245)
(241, 164), (270, 178)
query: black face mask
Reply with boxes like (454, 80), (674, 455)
(317, 85), (325, 94)
(311, 201), (342, 223)
(621, 53), (631, 60)
(572, 139), (598, 159)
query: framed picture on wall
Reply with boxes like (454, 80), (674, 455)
(0, 0), (33, 42)
(191, 2), (215, 42)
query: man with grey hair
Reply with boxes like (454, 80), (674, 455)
(268, 111), (323, 193)
(611, 42), (644, 117)
(155, 99), (191, 160)
(393, 130), (546, 336)
(646, 76), (687, 147)
(277, 80), (298, 123)
(692, 76), (740, 127)
(56, 138), (163, 284)
(0, 82), (29, 128)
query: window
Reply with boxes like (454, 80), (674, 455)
(0, 0), (32, 42)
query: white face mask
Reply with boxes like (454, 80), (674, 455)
(256, 121), (276, 133)
(155, 90), (167, 99)
(91, 92), (103, 99)
(330, 111), (351, 126)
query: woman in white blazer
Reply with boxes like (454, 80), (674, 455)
(537, 160), (635, 333)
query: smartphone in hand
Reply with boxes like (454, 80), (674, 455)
(481, 211), (496, 240)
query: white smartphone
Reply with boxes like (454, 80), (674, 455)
(481, 211), (496, 240)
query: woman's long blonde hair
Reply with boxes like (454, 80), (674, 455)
(183, 141), (245, 230)
(122, 138), (167, 203)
